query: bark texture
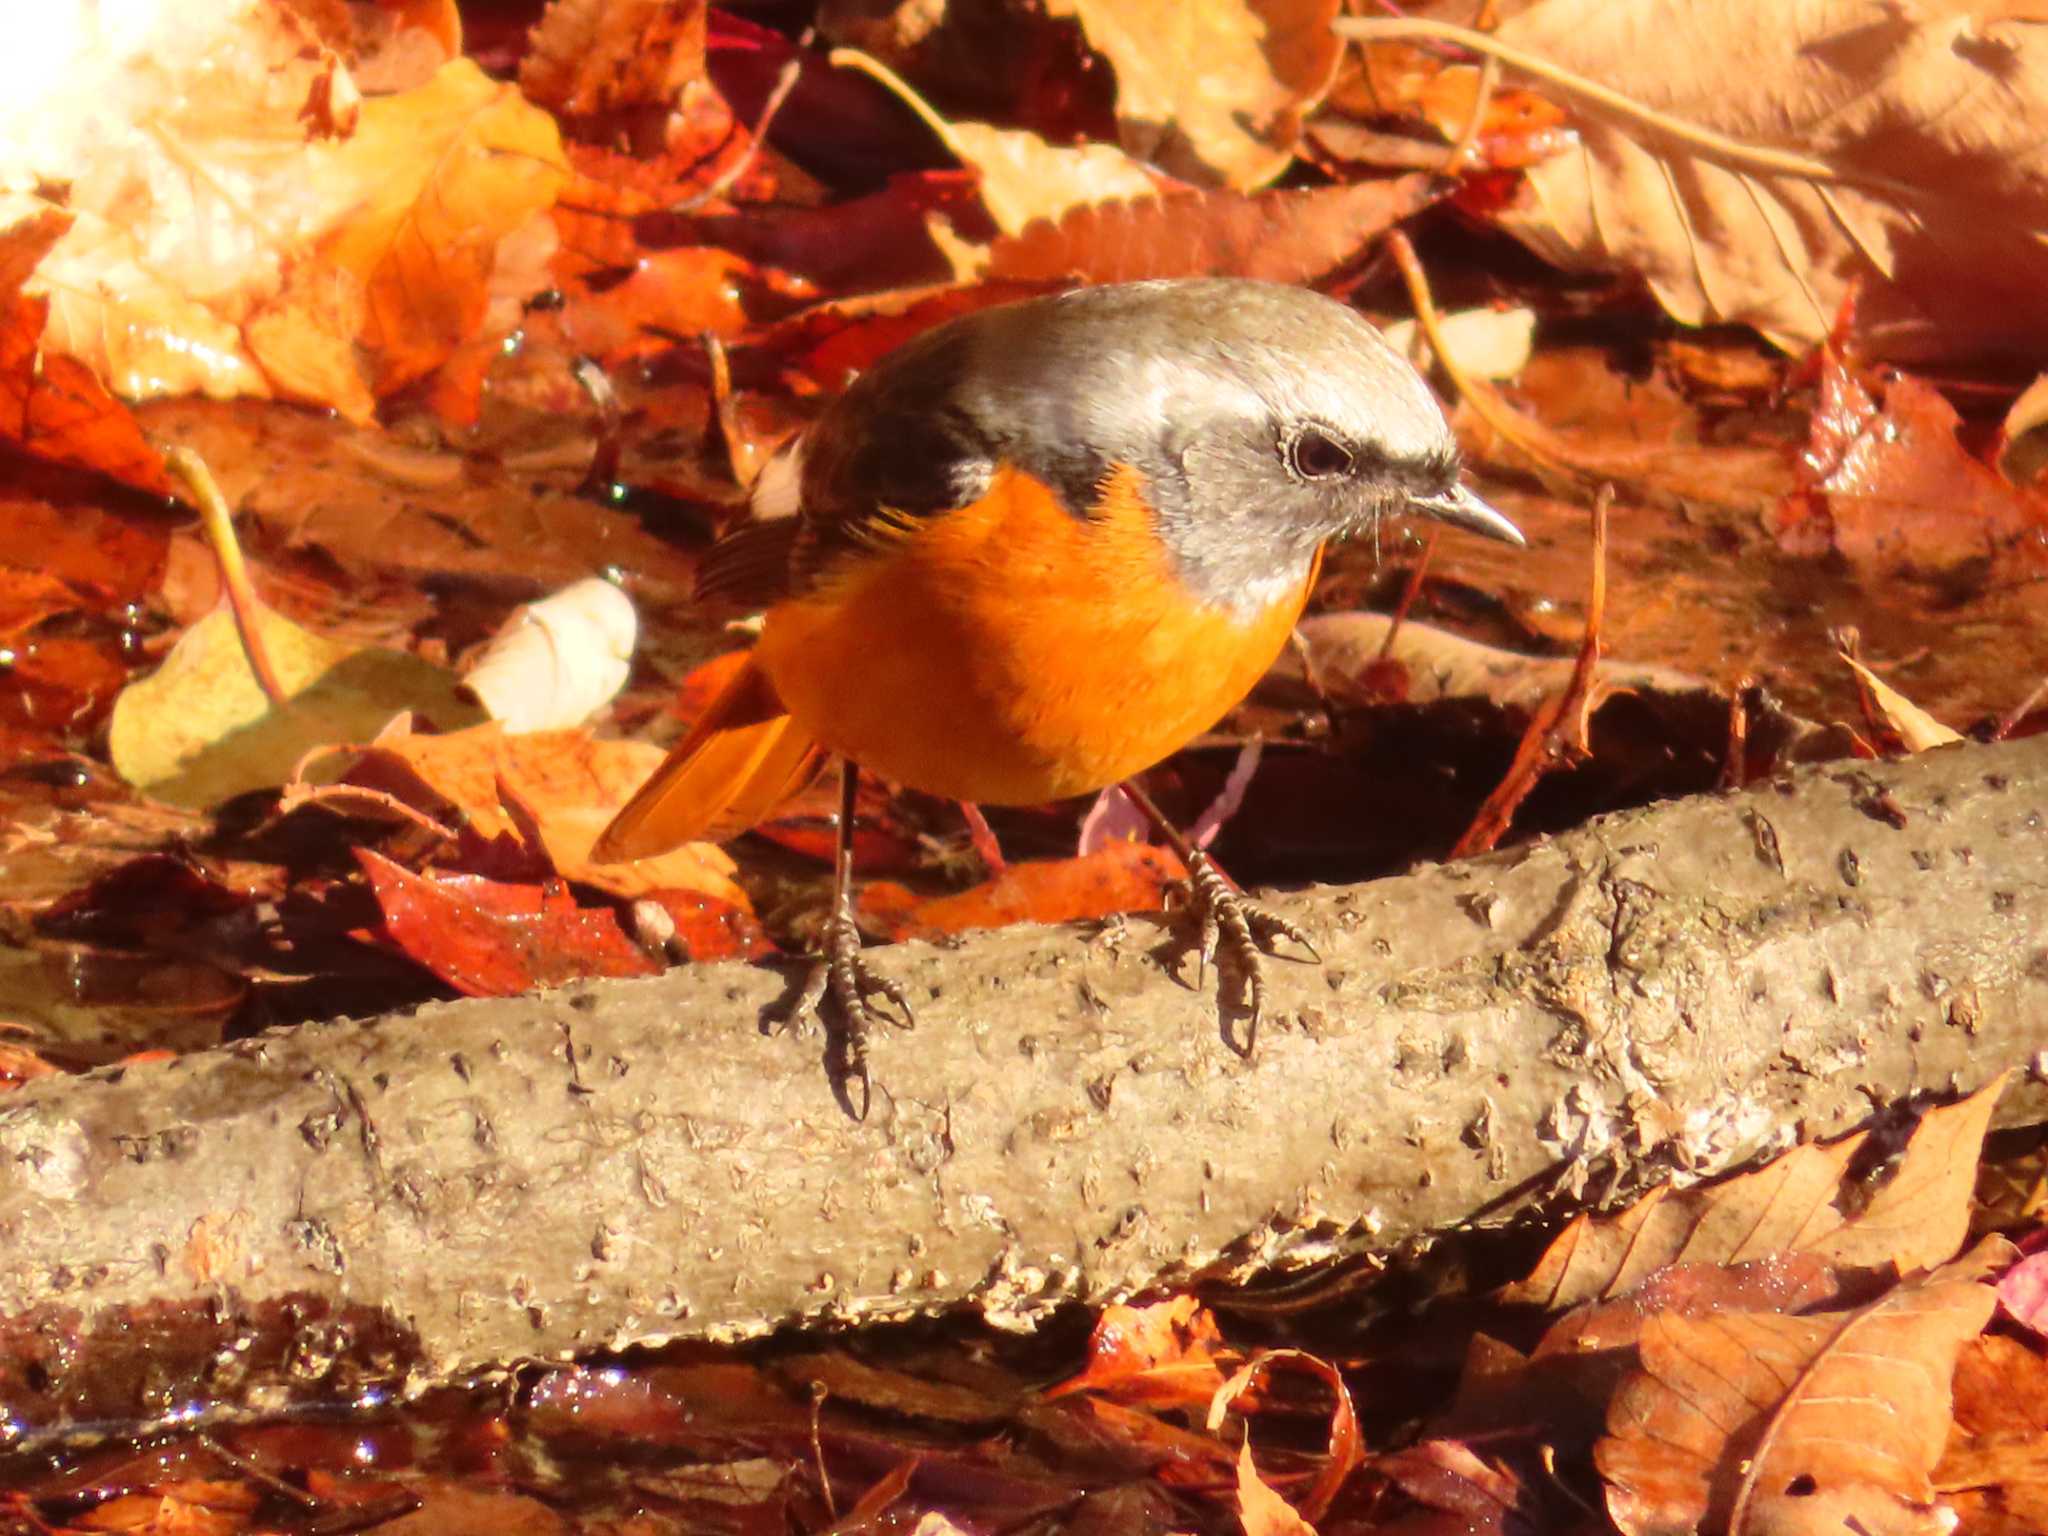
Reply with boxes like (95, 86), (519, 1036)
(1, 736), (2044, 1442)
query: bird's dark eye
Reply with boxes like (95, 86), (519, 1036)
(1285, 425), (1354, 480)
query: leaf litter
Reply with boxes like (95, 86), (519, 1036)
(3, 0), (2048, 1530)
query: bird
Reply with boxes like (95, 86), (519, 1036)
(594, 277), (1526, 1112)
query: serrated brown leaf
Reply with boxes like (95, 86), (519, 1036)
(1809, 1072), (2011, 1272)
(1596, 1238), (2006, 1536)
(1487, 0), (2048, 363)
(985, 175), (1440, 285)
(1504, 1074), (2009, 1309)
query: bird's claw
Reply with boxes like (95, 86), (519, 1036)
(789, 905), (913, 1120)
(1176, 848), (1318, 1052)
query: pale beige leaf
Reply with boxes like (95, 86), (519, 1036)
(1381, 306), (1536, 381)
(1047, 0), (1342, 190)
(1838, 653), (1964, 753)
(1479, 1), (2048, 362)
(1296, 611), (1709, 714)
(944, 123), (1164, 238)
(461, 577), (637, 734)
(1998, 372), (2048, 484)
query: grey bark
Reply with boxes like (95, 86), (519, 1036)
(2, 736), (2044, 1444)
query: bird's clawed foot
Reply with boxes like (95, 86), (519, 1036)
(790, 901), (913, 1120)
(1174, 848), (1319, 1052)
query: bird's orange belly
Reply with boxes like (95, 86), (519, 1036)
(754, 466), (1316, 805)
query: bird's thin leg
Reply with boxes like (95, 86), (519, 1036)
(792, 759), (913, 1118)
(1115, 778), (1319, 1053)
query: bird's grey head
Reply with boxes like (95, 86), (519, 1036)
(948, 278), (1524, 612)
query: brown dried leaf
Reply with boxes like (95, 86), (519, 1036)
(1503, 1139), (1863, 1310)
(983, 175), (1439, 284)
(1506, 1074), (2009, 1309)
(1808, 1071), (2009, 1271)
(1597, 1238), (2006, 1536)
(1483, 0), (2048, 362)
(1048, 0), (1342, 189)
(1937, 1335), (2048, 1536)
(1777, 355), (2048, 576)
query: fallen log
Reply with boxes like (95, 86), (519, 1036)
(2, 735), (2043, 1443)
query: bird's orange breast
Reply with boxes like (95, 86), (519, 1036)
(753, 464), (1318, 805)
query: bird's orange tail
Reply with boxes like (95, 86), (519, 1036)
(593, 653), (825, 862)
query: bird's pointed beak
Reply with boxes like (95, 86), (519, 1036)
(1408, 483), (1526, 547)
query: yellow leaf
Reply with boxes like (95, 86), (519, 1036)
(108, 601), (485, 809)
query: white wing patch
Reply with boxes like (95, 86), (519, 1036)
(750, 436), (806, 521)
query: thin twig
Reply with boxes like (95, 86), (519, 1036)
(672, 37), (808, 214)
(197, 1431), (321, 1511)
(1379, 525), (1438, 663)
(1993, 675), (2048, 742)
(1384, 230), (1580, 490)
(163, 445), (290, 708)
(1450, 483), (1610, 857)
(1447, 53), (1500, 171)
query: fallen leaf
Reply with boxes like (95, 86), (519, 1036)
(1381, 306), (1538, 382)
(1997, 371), (2048, 487)
(356, 849), (660, 997)
(1810, 1072), (2010, 1272)
(857, 841), (1184, 942)
(0, 210), (173, 496)
(1207, 1350), (1363, 1524)
(982, 175), (1440, 284)
(4, 5), (568, 422)
(832, 48), (1165, 239)
(1376, 1440), (1531, 1536)
(322, 59), (570, 401)
(1996, 1251), (2048, 1341)
(107, 601), (486, 810)
(461, 578), (638, 734)
(1505, 1074), (2009, 1308)
(1596, 1238), (2005, 1536)
(1048, 0), (1342, 189)
(1235, 1439), (1317, 1536)
(520, 0), (705, 121)
(1044, 1296), (1234, 1411)
(1460, 1), (2048, 363)
(1778, 354), (2048, 575)
(1937, 1334), (2048, 1535)
(335, 723), (749, 908)
(1838, 653), (1963, 753)
(1297, 611), (1710, 716)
